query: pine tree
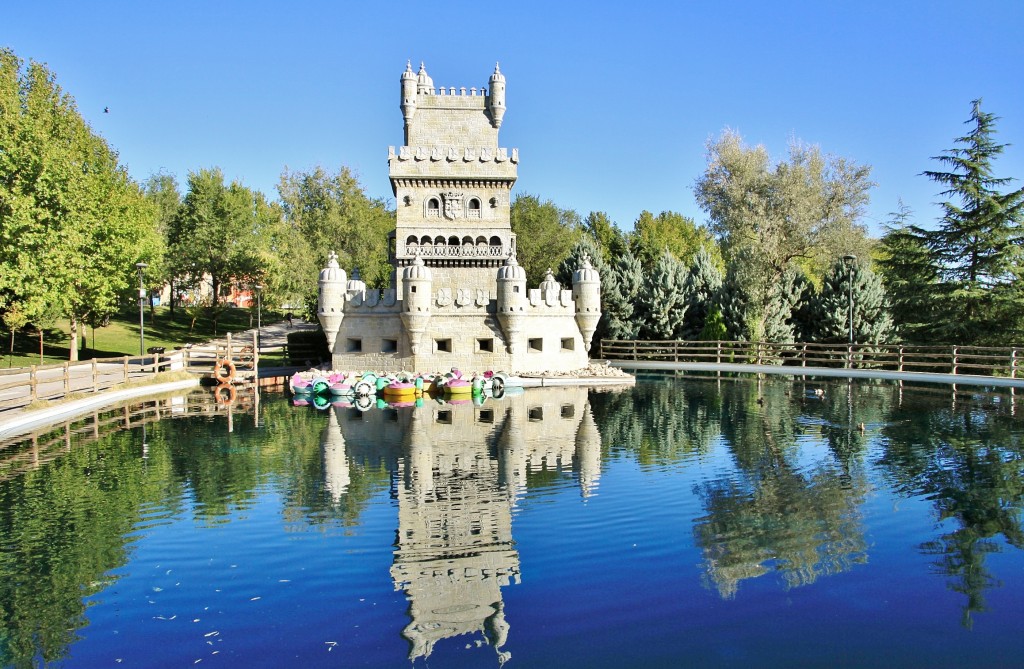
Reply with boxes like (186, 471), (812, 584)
(876, 201), (942, 343)
(922, 99), (1024, 344)
(637, 250), (689, 339)
(813, 258), (895, 345)
(682, 246), (723, 339)
(788, 269), (817, 343)
(717, 260), (757, 341)
(607, 248), (644, 340)
(763, 266), (805, 343)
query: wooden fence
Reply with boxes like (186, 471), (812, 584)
(0, 331), (259, 412)
(598, 340), (1020, 379)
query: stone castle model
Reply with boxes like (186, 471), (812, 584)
(318, 62), (601, 373)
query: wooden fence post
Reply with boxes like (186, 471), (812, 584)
(30, 365), (38, 401)
(63, 362), (70, 395)
(123, 358), (129, 384)
(898, 346), (904, 372)
(716, 341), (722, 365)
(952, 345), (958, 375)
(801, 344), (807, 368)
(92, 358), (98, 393)
(1011, 348), (1017, 379)
(253, 330), (259, 374)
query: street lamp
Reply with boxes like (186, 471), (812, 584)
(842, 255), (856, 346)
(135, 262), (148, 356)
(255, 284), (263, 352)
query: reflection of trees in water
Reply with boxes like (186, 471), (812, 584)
(0, 428), (167, 669)
(693, 378), (870, 598)
(589, 374), (721, 463)
(877, 399), (1024, 628)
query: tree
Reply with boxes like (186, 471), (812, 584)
(876, 201), (942, 343)
(637, 250), (689, 340)
(0, 49), (160, 361)
(812, 258), (894, 345)
(921, 99), (1024, 344)
(694, 129), (875, 315)
(169, 169), (277, 305)
(142, 172), (181, 314)
(607, 248), (644, 340)
(581, 211), (626, 263)
(509, 193), (580, 286)
(277, 166), (394, 291)
(763, 266), (808, 344)
(682, 246), (724, 339)
(717, 256), (758, 341)
(628, 210), (721, 269)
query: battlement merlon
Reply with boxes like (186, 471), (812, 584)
(388, 146), (519, 185)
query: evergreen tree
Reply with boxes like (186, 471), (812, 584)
(763, 266), (806, 343)
(788, 269), (818, 343)
(637, 250), (689, 339)
(607, 248), (643, 340)
(717, 253), (760, 341)
(922, 99), (1024, 344)
(876, 201), (942, 343)
(682, 246), (723, 339)
(813, 258), (895, 345)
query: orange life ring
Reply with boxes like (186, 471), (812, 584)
(213, 358), (236, 382)
(215, 383), (237, 405)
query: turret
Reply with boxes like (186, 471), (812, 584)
(317, 251), (347, 353)
(496, 254), (527, 354)
(416, 62), (434, 95)
(572, 253), (601, 352)
(488, 63), (506, 129)
(400, 60), (417, 141)
(573, 400), (602, 498)
(346, 267), (366, 298)
(539, 268), (561, 305)
(321, 409), (350, 501)
(400, 255), (432, 355)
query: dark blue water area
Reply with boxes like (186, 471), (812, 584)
(1, 376), (1023, 668)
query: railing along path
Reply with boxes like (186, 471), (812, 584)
(0, 331), (259, 412)
(599, 340), (1021, 384)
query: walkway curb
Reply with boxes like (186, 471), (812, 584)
(0, 379), (201, 441)
(608, 360), (1024, 388)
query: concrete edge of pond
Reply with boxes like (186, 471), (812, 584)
(518, 375), (637, 387)
(0, 379), (201, 441)
(607, 360), (1024, 389)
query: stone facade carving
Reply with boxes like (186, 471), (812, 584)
(317, 62), (601, 373)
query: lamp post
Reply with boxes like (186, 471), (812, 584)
(842, 255), (856, 346)
(255, 284), (263, 352)
(135, 262), (148, 356)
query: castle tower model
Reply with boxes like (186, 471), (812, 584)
(318, 62), (601, 373)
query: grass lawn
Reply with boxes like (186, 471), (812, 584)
(2, 306), (283, 368)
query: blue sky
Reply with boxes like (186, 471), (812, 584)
(6, 1), (1024, 236)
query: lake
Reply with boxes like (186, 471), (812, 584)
(1, 375), (1022, 668)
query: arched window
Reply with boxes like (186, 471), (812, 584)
(434, 235), (446, 246)
(467, 198), (481, 218)
(448, 236), (460, 247)
(406, 235), (418, 246)
(426, 198), (440, 217)
(420, 235), (432, 246)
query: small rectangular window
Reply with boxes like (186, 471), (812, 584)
(513, 285), (520, 293)
(382, 338), (398, 353)
(528, 337), (543, 352)
(411, 285), (417, 293)
(529, 407), (544, 422)
(346, 338), (362, 353)
(436, 338), (452, 353)
(561, 337), (575, 351)
(477, 338), (494, 353)
(437, 410), (452, 424)
(478, 409), (494, 423)
(561, 404), (575, 419)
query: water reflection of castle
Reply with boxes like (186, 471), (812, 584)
(319, 386), (605, 662)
